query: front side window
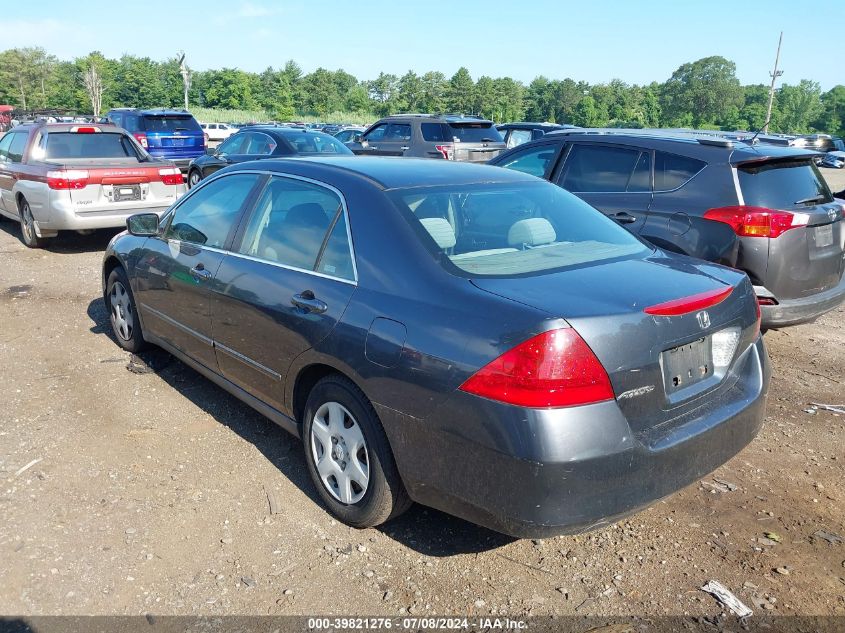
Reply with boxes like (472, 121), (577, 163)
(389, 181), (649, 277)
(238, 176), (353, 278)
(385, 124), (412, 141)
(218, 134), (247, 154)
(497, 144), (559, 178)
(364, 124), (387, 142)
(284, 132), (352, 155)
(166, 174), (261, 248)
(559, 144), (647, 193)
(506, 129), (533, 148)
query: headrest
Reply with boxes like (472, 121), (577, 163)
(508, 218), (556, 247)
(420, 217), (456, 250)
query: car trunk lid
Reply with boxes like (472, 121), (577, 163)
(446, 121), (506, 163)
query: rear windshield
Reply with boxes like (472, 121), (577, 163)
(738, 160), (833, 208)
(44, 132), (140, 159)
(141, 115), (202, 133)
(389, 181), (649, 277)
(448, 123), (503, 143)
(281, 132), (353, 155)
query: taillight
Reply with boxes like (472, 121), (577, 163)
(459, 328), (614, 408)
(71, 126), (100, 134)
(704, 206), (809, 239)
(644, 286), (733, 316)
(434, 144), (454, 160)
(46, 170), (89, 190)
(133, 132), (148, 148)
(158, 167), (183, 186)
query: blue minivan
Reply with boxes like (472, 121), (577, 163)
(106, 108), (205, 173)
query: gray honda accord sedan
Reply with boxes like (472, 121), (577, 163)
(102, 157), (769, 537)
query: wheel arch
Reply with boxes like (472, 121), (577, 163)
(290, 362), (366, 426)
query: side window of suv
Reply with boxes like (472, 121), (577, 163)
(498, 143), (560, 178)
(6, 132), (28, 163)
(654, 152), (706, 191)
(0, 132), (14, 161)
(385, 123), (412, 141)
(559, 145), (649, 193)
(421, 123), (450, 142)
(364, 124), (387, 142)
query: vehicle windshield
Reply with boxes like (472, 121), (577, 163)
(738, 159), (833, 208)
(389, 181), (650, 277)
(141, 115), (202, 133)
(448, 123), (503, 143)
(43, 132), (141, 159)
(283, 132), (354, 155)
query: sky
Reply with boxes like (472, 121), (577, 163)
(2, 0), (841, 90)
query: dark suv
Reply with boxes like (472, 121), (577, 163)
(489, 129), (845, 328)
(497, 122), (579, 149)
(106, 108), (205, 173)
(348, 114), (506, 162)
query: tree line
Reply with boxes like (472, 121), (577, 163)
(1, 47), (843, 136)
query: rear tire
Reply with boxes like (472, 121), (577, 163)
(302, 374), (411, 528)
(18, 198), (47, 248)
(106, 267), (147, 353)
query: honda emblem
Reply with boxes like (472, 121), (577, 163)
(696, 311), (711, 330)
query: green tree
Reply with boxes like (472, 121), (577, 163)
(0, 47), (57, 109)
(492, 77), (525, 122)
(473, 76), (496, 119)
(112, 55), (166, 108)
(419, 71), (447, 113)
(816, 85), (845, 136)
(776, 80), (823, 133)
(397, 70), (423, 112)
(660, 56), (743, 127)
(446, 67), (475, 114)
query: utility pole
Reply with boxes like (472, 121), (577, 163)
(177, 51), (191, 111)
(764, 32), (783, 134)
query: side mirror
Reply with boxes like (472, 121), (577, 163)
(126, 213), (160, 236)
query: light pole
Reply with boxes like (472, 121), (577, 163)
(764, 32), (783, 134)
(177, 51), (191, 111)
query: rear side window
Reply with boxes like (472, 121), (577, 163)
(738, 160), (833, 208)
(559, 145), (650, 193)
(654, 152), (705, 191)
(448, 123), (503, 143)
(166, 174), (261, 248)
(506, 129), (533, 148)
(44, 132), (139, 159)
(283, 132), (352, 155)
(497, 144), (559, 178)
(421, 123), (450, 142)
(141, 115), (201, 133)
(389, 181), (649, 277)
(238, 176), (353, 278)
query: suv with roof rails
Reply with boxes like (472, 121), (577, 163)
(489, 128), (845, 329)
(106, 108), (205, 173)
(347, 114), (506, 162)
(497, 122), (579, 149)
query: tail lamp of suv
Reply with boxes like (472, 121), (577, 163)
(46, 170), (89, 190)
(704, 206), (809, 239)
(459, 328), (614, 408)
(434, 144), (454, 160)
(133, 132), (148, 148)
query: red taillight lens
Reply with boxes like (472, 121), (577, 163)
(459, 328), (614, 408)
(644, 286), (733, 316)
(434, 144), (454, 160)
(71, 126), (99, 134)
(46, 170), (89, 190)
(704, 206), (808, 239)
(133, 132), (148, 148)
(158, 167), (183, 186)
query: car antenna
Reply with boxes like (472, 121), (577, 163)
(749, 115), (772, 145)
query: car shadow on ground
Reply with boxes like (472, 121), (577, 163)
(0, 221), (120, 254)
(86, 297), (514, 556)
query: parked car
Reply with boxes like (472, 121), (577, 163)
(102, 157), (767, 537)
(489, 129), (845, 329)
(186, 127), (353, 188)
(106, 108), (205, 174)
(200, 122), (236, 143)
(347, 114), (506, 162)
(497, 122), (578, 149)
(821, 151), (845, 169)
(333, 127), (366, 144)
(0, 122), (185, 248)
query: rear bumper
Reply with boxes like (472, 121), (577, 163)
(378, 337), (769, 538)
(757, 274), (845, 328)
(33, 199), (176, 234)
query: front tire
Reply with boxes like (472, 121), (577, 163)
(18, 198), (47, 248)
(187, 169), (202, 189)
(106, 267), (147, 353)
(303, 375), (411, 528)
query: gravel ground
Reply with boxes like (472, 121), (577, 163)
(0, 171), (843, 618)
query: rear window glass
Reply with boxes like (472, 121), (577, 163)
(448, 123), (503, 143)
(141, 116), (202, 133)
(654, 152), (705, 191)
(738, 160), (833, 208)
(388, 181), (649, 277)
(43, 132), (140, 159)
(282, 132), (353, 155)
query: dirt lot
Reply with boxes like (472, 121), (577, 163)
(0, 170), (844, 619)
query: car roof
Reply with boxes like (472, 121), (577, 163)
(232, 156), (538, 190)
(378, 114), (495, 124)
(110, 108), (194, 116)
(10, 122), (123, 133)
(497, 122), (571, 129)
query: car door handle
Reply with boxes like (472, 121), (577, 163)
(400, 146), (410, 151)
(367, 145), (378, 150)
(611, 212), (638, 224)
(291, 291), (328, 314)
(189, 264), (212, 281)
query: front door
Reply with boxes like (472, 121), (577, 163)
(132, 172), (264, 370)
(211, 175), (357, 412)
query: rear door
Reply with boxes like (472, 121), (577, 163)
(736, 158), (844, 300)
(553, 142), (653, 233)
(133, 173), (264, 370)
(212, 175), (357, 411)
(0, 132), (21, 212)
